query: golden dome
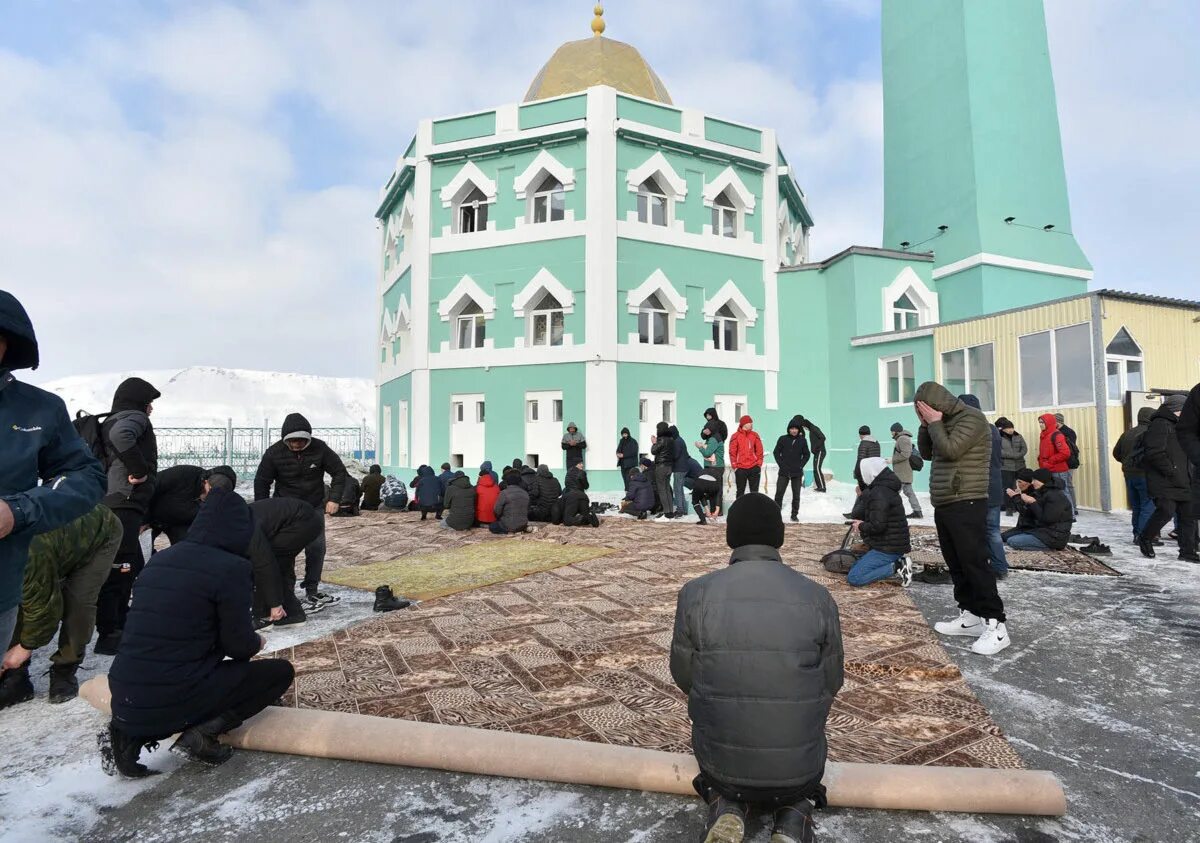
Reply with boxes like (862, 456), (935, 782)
(524, 10), (672, 105)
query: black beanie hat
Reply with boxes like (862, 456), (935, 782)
(726, 493), (785, 550)
(1016, 468), (1035, 483)
(1032, 468), (1054, 485)
(204, 465), (238, 487)
(890, 422), (903, 433)
(858, 425), (871, 436)
(995, 417), (1013, 430)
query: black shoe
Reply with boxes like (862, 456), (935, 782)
(99, 724), (159, 778)
(374, 585), (413, 612)
(94, 631), (122, 656)
(636, 511), (648, 520)
(1180, 552), (1200, 563)
(913, 565), (952, 585)
(770, 800), (817, 843)
(48, 664), (79, 704)
(589, 513), (600, 527)
(0, 664), (34, 710)
(698, 780), (748, 843)
(694, 505), (708, 525)
(1137, 535), (1156, 558)
(171, 713), (241, 766)
(273, 611), (308, 626)
(906, 511), (923, 519)
(790, 512), (799, 522)
(1080, 539), (1112, 556)
(842, 512), (854, 520)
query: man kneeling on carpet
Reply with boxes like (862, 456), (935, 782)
(846, 457), (913, 587)
(671, 493), (843, 843)
(101, 488), (295, 778)
(1002, 468), (1072, 551)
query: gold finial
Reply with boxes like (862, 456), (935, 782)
(591, 4), (605, 37)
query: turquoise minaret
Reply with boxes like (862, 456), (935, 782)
(882, 0), (1091, 320)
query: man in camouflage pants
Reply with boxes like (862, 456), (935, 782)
(0, 504), (123, 707)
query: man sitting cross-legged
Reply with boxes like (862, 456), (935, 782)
(671, 493), (844, 843)
(1002, 468), (1073, 551)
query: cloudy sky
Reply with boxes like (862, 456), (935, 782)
(3, 1), (1196, 384)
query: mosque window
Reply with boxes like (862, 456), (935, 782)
(454, 300), (486, 350)
(637, 177), (669, 227)
(1105, 327), (1144, 402)
(531, 175), (566, 224)
(891, 292), (921, 331)
(456, 186), (490, 234)
(712, 304), (739, 351)
(880, 354), (916, 407)
(711, 191), (738, 238)
(530, 292), (565, 347)
(1019, 323), (1093, 409)
(940, 343), (995, 412)
(638, 292), (672, 345)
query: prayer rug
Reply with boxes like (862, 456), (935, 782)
(908, 528), (1122, 577)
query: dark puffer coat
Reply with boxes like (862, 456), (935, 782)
(148, 465), (204, 529)
(998, 431), (1029, 473)
(108, 488), (263, 738)
(915, 382), (991, 507)
(360, 469), (384, 509)
(624, 470), (656, 511)
(702, 409), (729, 443)
(561, 468), (592, 525)
(253, 413), (348, 508)
(443, 473), (476, 530)
(652, 422), (675, 468)
(102, 377), (161, 508)
(411, 465), (442, 507)
(852, 437), (881, 486)
(493, 484), (530, 533)
(959, 394), (1004, 507)
(773, 416), (811, 477)
(851, 468), (911, 554)
(1143, 404), (1191, 501)
(530, 465), (562, 506)
(671, 546), (844, 792)
(617, 430), (639, 472)
(1112, 407), (1156, 477)
(1006, 477), (1073, 550)
(1178, 384), (1200, 498)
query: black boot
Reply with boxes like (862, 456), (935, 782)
(694, 503), (708, 525)
(770, 800), (816, 843)
(99, 723), (159, 778)
(170, 712), (242, 766)
(94, 630), (122, 656)
(374, 585), (412, 612)
(48, 664), (80, 704)
(694, 774), (748, 843)
(0, 663), (34, 710)
(1137, 534), (1156, 559)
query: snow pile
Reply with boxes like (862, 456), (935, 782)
(39, 366), (374, 428)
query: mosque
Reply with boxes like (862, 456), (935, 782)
(373, 2), (1200, 510)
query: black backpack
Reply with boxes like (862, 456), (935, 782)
(908, 452), (924, 472)
(820, 525), (862, 574)
(1055, 430), (1081, 470)
(1129, 432), (1148, 471)
(73, 410), (111, 467)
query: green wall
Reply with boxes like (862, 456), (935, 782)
(519, 95), (586, 130)
(378, 374), (412, 474)
(704, 117), (762, 153)
(617, 95), (682, 133)
(432, 111), (497, 144)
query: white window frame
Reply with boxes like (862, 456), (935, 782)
(439, 161), (497, 237)
(452, 402), (464, 423)
(1017, 322), (1096, 411)
(637, 294), (673, 345)
(636, 177), (669, 227)
(528, 292), (566, 348)
(552, 399), (563, 422)
(878, 353), (916, 408)
(711, 305), (740, 352)
(638, 399), (648, 422)
(527, 399), (539, 422)
(891, 293), (922, 331)
(1104, 326), (1145, 404)
(939, 342), (996, 412)
(880, 266), (939, 333)
(454, 301), (487, 350)
(711, 192), (738, 239)
(530, 175), (566, 224)
(476, 401), (486, 423)
(456, 186), (490, 234)
(626, 152), (687, 229)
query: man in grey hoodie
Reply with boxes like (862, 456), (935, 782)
(888, 422), (922, 519)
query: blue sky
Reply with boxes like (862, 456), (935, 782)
(3, 0), (1196, 383)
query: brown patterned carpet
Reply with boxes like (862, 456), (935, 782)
(269, 514), (1028, 769)
(909, 527), (1122, 576)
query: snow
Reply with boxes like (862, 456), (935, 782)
(38, 366), (374, 428)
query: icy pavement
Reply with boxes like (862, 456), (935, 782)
(2, 497), (1198, 842)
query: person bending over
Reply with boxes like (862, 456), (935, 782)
(846, 457), (913, 587)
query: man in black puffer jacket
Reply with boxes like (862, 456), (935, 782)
(798, 416), (827, 493)
(146, 465), (205, 546)
(847, 457), (912, 586)
(442, 472), (476, 530)
(528, 465), (562, 522)
(1002, 469), (1073, 551)
(103, 488), (295, 778)
(651, 422), (675, 517)
(561, 466), (599, 527)
(1138, 394), (1197, 561)
(772, 416), (810, 522)
(254, 413), (348, 612)
(672, 493), (842, 842)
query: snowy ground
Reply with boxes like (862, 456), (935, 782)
(2, 482), (1197, 842)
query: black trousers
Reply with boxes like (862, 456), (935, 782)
(697, 770), (826, 809)
(1143, 497), (1197, 555)
(654, 465), (675, 515)
(254, 512), (323, 618)
(96, 505), (147, 636)
(691, 478), (721, 513)
(774, 474), (803, 515)
(220, 659), (296, 724)
(1000, 470), (1018, 514)
(934, 498), (1005, 622)
(810, 449), (827, 492)
(734, 466), (761, 498)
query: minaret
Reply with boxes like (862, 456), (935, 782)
(881, 0), (1091, 319)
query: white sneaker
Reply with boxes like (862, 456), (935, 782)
(934, 609), (984, 637)
(895, 556), (913, 588)
(970, 620), (1011, 655)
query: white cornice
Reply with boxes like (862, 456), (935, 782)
(932, 252), (1093, 281)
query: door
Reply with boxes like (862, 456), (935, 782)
(638, 391), (676, 459)
(396, 400), (409, 468)
(713, 394), (748, 431)
(525, 390), (564, 469)
(450, 393), (485, 469)
(382, 405), (393, 467)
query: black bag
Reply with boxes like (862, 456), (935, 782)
(1055, 430), (1081, 470)
(820, 526), (861, 574)
(73, 410), (110, 466)
(908, 452), (924, 472)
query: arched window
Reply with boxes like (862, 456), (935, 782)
(529, 292), (565, 347)
(1105, 327), (1144, 402)
(638, 293), (671, 345)
(637, 177), (668, 227)
(455, 300), (486, 349)
(531, 175), (565, 224)
(457, 186), (489, 234)
(711, 191), (737, 239)
(711, 304), (739, 351)
(891, 291), (921, 331)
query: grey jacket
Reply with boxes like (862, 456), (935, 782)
(493, 485), (529, 533)
(671, 546), (843, 790)
(999, 432), (1029, 473)
(104, 410), (156, 502)
(890, 431), (914, 484)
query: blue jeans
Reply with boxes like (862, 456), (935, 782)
(1005, 532), (1049, 550)
(672, 471), (687, 514)
(847, 549), (902, 586)
(1125, 475), (1155, 538)
(1056, 471), (1077, 514)
(986, 505), (1008, 575)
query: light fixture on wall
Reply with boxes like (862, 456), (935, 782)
(1004, 216), (1016, 224)
(937, 225), (948, 232)
(1043, 224), (1055, 231)
(899, 241), (911, 249)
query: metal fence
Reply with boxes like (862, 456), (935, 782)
(156, 420), (375, 476)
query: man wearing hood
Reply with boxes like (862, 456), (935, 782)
(702, 408), (729, 444)
(669, 425), (691, 518)
(492, 470), (530, 534)
(1002, 469), (1073, 551)
(847, 457), (913, 587)
(616, 428), (639, 491)
(797, 416), (827, 493)
(888, 422), (922, 519)
(773, 417), (810, 522)
(729, 416), (764, 499)
(561, 424), (586, 468)
(651, 422), (676, 517)
(959, 394), (1008, 579)
(1037, 414), (1076, 515)
(101, 488), (295, 778)
(995, 419), (1028, 516)
(442, 472), (476, 530)
(478, 461), (498, 485)
(475, 470), (500, 527)
(254, 412), (348, 614)
(1138, 394), (1197, 561)
(360, 465), (384, 511)
(561, 465), (599, 527)
(621, 468), (656, 519)
(93, 375), (162, 655)
(1112, 407), (1158, 540)
(915, 382), (1009, 656)
(0, 292), (105, 654)
(852, 426), (880, 493)
(528, 465), (562, 522)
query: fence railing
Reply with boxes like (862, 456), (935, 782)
(155, 420), (375, 476)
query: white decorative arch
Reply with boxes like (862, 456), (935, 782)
(513, 151), (576, 200)
(702, 167), (756, 213)
(380, 294), (411, 340)
(881, 266), (939, 330)
(439, 161), (497, 208)
(702, 280), (758, 327)
(625, 269), (688, 316)
(386, 193), (414, 247)
(513, 268), (576, 317)
(625, 151), (687, 199)
(437, 275), (496, 321)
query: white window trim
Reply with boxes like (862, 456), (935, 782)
(625, 151), (688, 199)
(938, 342), (996, 412)
(437, 275), (496, 321)
(702, 280), (758, 327)
(1105, 355), (1145, 405)
(711, 310), (741, 352)
(380, 294), (411, 341)
(1017, 322), (1096, 412)
(528, 307), (566, 348)
(512, 267), (575, 317)
(702, 166), (756, 213)
(878, 353), (916, 408)
(385, 193), (414, 255)
(881, 266), (939, 332)
(439, 161), (497, 207)
(513, 150), (576, 199)
(454, 311), (488, 351)
(625, 269), (687, 316)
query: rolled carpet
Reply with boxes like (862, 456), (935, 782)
(81, 676), (1066, 815)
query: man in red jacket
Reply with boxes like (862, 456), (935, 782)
(729, 416), (764, 500)
(1036, 414), (1075, 515)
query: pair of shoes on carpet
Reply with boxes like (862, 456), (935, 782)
(912, 565), (951, 585)
(1078, 539), (1112, 556)
(934, 610), (1011, 655)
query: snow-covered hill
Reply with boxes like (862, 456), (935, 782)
(41, 366), (374, 428)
